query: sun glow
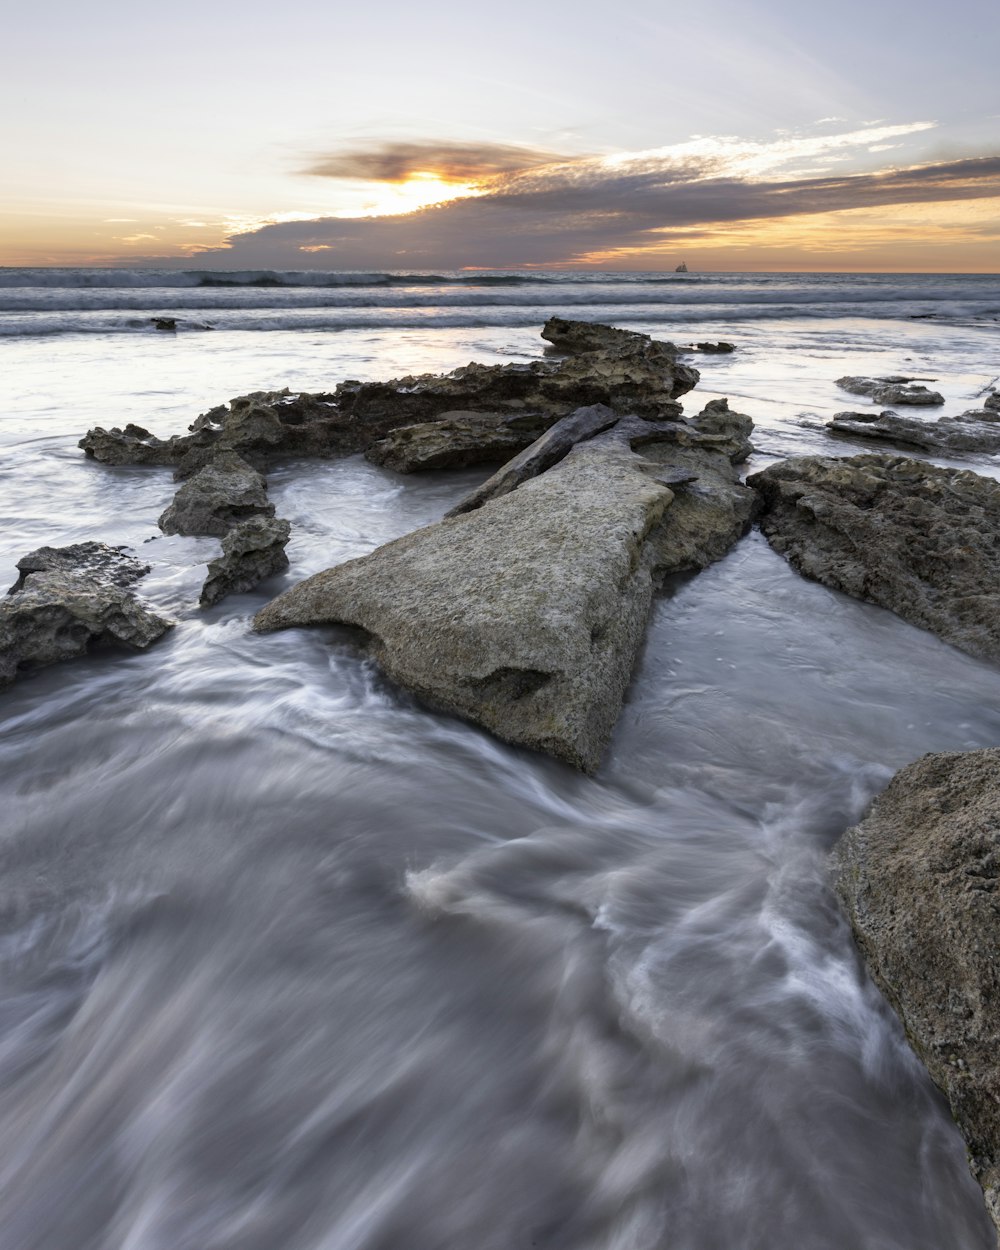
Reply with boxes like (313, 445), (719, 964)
(339, 171), (484, 219)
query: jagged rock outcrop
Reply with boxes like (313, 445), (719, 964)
(80, 324), (700, 474)
(833, 748), (1000, 1235)
(539, 318), (660, 356)
(836, 376), (945, 406)
(158, 452), (274, 536)
(985, 390), (1000, 412)
(748, 454), (1000, 662)
(827, 408), (1000, 455)
(0, 543), (171, 688)
(254, 401), (755, 770)
(364, 410), (551, 474)
(200, 517), (291, 607)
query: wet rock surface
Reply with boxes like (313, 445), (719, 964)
(200, 517), (291, 608)
(833, 748), (1000, 1235)
(0, 542), (172, 688)
(254, 401), (756, 770)
(827, 408), (1000, 455)
(364, 410), (551, 474)
(835, 376), (945, 406)
(749, 453), (1000, 662)
(158, 452), (275, 537)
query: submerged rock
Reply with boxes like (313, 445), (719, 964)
(828, 408), (1000, 455)
(748, 453), (1000, 662)
(365, 410), (551, 474)
(200, 516), (291, 608)
(833, 748), (1000, 1235)
(835, 376), (945, 406)
(0, 542), (171, 688)
(158, 452), (274, 537)
(692, 341), (736, 354)
(254, 401), (755, 770)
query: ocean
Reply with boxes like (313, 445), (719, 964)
(2, 269), (999, 1249)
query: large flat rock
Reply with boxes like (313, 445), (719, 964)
(748, 453), (1000, 663)
(255, 439), (674, 771)
(833, 749), (1000, 1235)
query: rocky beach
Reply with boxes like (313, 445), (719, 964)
(2, 269), (1000, 1248)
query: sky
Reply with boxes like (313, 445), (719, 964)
(3, 0), (998, 271)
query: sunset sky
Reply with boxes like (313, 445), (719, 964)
(4, 0), (998, 271)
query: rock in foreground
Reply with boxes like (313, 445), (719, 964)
(200, 517), (291, 607)
(255, 439), (673, 771)
(748, 454), (1000, 662)
(255, 401), (755, 770)
(0, 543), (171, 688)
(833, 749), (1000, 1234)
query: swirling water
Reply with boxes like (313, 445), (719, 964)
(2, 271), (1000, 1249)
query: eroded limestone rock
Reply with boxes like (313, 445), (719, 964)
(158, 452), (274, 537)
(833, 748), (1000, 1235)
(364, 411), (551, 474)
(80, 323), (700, 473)
(748, 453), (1000, 662)
(200, 517), (291, 607)
(254, 440), (676, 771)
(0, 543), (171, 688)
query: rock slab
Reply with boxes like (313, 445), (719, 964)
(0, 542), (171, 688)
(833, 748), (1000, 1235)
(255, 439), (675, 771)
(748, 453), (1000, 663)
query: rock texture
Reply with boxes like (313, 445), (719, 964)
(447, 404), (620, 516)
(985, 390), (1000, 413)
(833, 748), (1000, 1235)
(0, 543), (171, 688)
(200, 517), (291, 607)
(827, 408), (1000, 455)
(158, 452), (274, 536)
(364, 410), (550, 474)
(80, 323), (700, 474)
(748, 454), (1000, 662)
(254, 400), (756, 770)
(836, 376), (945, 406)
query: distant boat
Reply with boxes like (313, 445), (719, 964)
(675, 263), (688, 273)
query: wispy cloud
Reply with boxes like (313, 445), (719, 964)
(302, 140), (570, 183)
